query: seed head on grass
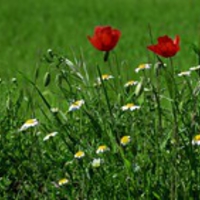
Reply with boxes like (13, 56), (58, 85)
(135, 64), (151, 73)
(96, 145), (110, 154)
(121, 103), (140, 111)
(43, 132), (58, 141)
(120, 136), (131, 146)
(19, 119), (39, 132)
(192, 135), (200, 145)
(68, 100), (85, 112)
(74, 151), (85, 159)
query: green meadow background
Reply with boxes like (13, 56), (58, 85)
(0, 0), (199, 79)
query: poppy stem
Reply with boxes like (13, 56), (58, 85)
(168, 57), (179, 200)
(96, 65), (113, 120)
(104, 51), (110, 62)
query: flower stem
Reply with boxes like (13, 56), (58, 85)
(96, 65), (113, 120)
(104, 51), (110, 62)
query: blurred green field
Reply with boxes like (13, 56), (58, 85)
(0, 0), (199, 79)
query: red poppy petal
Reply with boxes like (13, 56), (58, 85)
(94, 26), (104, 34)
(88, 25), (121, 52)
(147, 45), (160, 54)
(174, 35), (180, 45)
(87, 35), (103, 51)
(158, 35), (174, 44)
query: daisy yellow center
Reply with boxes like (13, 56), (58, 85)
(138, 64), (146, 69)
(102, 74), (112, 80)
(102, 74), (110, 80)
(127, 81), (135, 85)
(75, 151), (84, 157)
(126, 103), (134, 108)
(194, 135), (200, 141)
(58, 178), (69, 185)
(25, 119), (36, 124)
(98, 145), (107, 151)
(121, 136), (131, 145)
(73, 100), (82, 106)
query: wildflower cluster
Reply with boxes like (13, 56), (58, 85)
(12, 24), (200, 199)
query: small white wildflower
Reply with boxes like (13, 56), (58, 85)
(190, 65), (200, 71)
(97, 74), (114, 83)
(124, 80), (138, 88)
(96, 145), (110, 154)
(43, 132), (58, 141)
(192, 135), (200, 145)
(91, 158), (102, 168)
(58, 178), (69, 186)
(121, 103), (140, 111)
(135, 63), (151, 73)
(68, 100), (84, 112)
(178, 71), (191, 77)
(19, 119), (39, 131)
(74, 151), (85, 159)
(101, 74), (114, 81)
(120, 136), (131, 146)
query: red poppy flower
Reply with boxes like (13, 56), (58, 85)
(87, 26), (121, 52)
(147, 35), (180, 58)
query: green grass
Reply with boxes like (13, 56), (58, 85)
(1, 0), (200, 199)
(0, 0), (199, 78)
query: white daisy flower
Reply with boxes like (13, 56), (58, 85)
(124, 80), (138, 88)
(121, 103), (140, 111)
(135, 63), (151, 73)
(96, 145), (110, 154)
(97, 74), (114, 83)
(190, 65), (200, 71)
(91, 158), (102, 168)
(19, 119), (39, 131)
(101, 74), (114, 81)
(43, 132), (58, 141)
(120, 136), (131, 146)
(58, 178), (69, 186)
(68, 100), (84, 112)
(192, 135), (200, 145)
(74, 151), (85, 159)
(177, 71), (191, 77)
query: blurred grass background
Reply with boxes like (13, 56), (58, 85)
(0, 0), (199, 79)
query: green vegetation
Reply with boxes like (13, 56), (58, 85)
(1, 0), (200, 199)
